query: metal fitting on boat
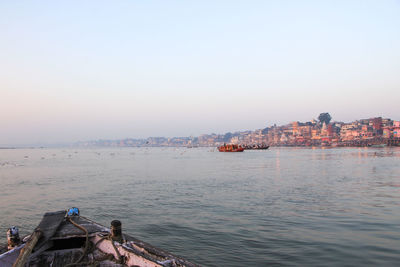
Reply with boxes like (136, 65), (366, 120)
(110, 220), (123, 243)
(7, 226), (21, 250)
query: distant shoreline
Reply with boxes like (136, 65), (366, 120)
(2, 145), (398, 150)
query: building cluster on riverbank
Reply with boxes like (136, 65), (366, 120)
(194, 117), (400, 147)
(78, 116), (400, 148)
(258, 117), (400, 147)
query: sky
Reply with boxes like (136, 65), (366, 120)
(1, 0), (399, 145)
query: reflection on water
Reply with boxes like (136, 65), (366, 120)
(1, 147), (400, 266)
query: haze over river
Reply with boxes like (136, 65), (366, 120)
(1, 147), (400, 266)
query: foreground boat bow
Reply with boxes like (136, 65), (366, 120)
(0, 210), (198, 267)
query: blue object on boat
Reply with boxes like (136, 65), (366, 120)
(7, 226), (19, 237)
(67, 207), (80, 216)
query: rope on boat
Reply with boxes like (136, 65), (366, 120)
(64, 217), (90, 267)
(64, 217), (124, 266)
(94, 234), (123, 264)
(109, 236), (123, 263)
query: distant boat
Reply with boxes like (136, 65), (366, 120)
(243, 144), (270, 150)
(218, 144), (244, 152)
(186, 145), (199, 148)
(370, 144), (387, 148)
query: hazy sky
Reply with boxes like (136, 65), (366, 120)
(1, 1), (399, 145)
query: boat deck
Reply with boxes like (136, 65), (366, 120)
(1, 212), (198, 267)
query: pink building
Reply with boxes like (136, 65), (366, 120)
(393, 121), (400, 137)
(383, 127), (392, 138)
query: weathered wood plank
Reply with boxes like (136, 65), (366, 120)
(13, 230), (41, 267)
(34, 210), (66, 251)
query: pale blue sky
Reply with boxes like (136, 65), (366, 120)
(1, 0), (399, 145)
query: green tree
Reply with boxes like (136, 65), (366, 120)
(318, 112), (332, 125)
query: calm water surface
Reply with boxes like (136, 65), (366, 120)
(1, 147), (400, 266)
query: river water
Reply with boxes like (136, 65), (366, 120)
(0, 147), (399, 266)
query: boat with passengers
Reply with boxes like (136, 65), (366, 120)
(218, 144), (244, 152)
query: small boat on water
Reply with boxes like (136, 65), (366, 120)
(218, 144), (244, 152)
(369, 144), (387, 148)
(243, 144), (270, 150)
(0, 209), (197, 267)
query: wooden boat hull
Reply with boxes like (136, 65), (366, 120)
(0, 211), (198, 267)
(218, 147), (244, 152)
(243, 144), (270, 150)
(244, 146), (269, 150)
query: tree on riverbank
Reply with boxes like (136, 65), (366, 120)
(318, 113), (332, 125)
